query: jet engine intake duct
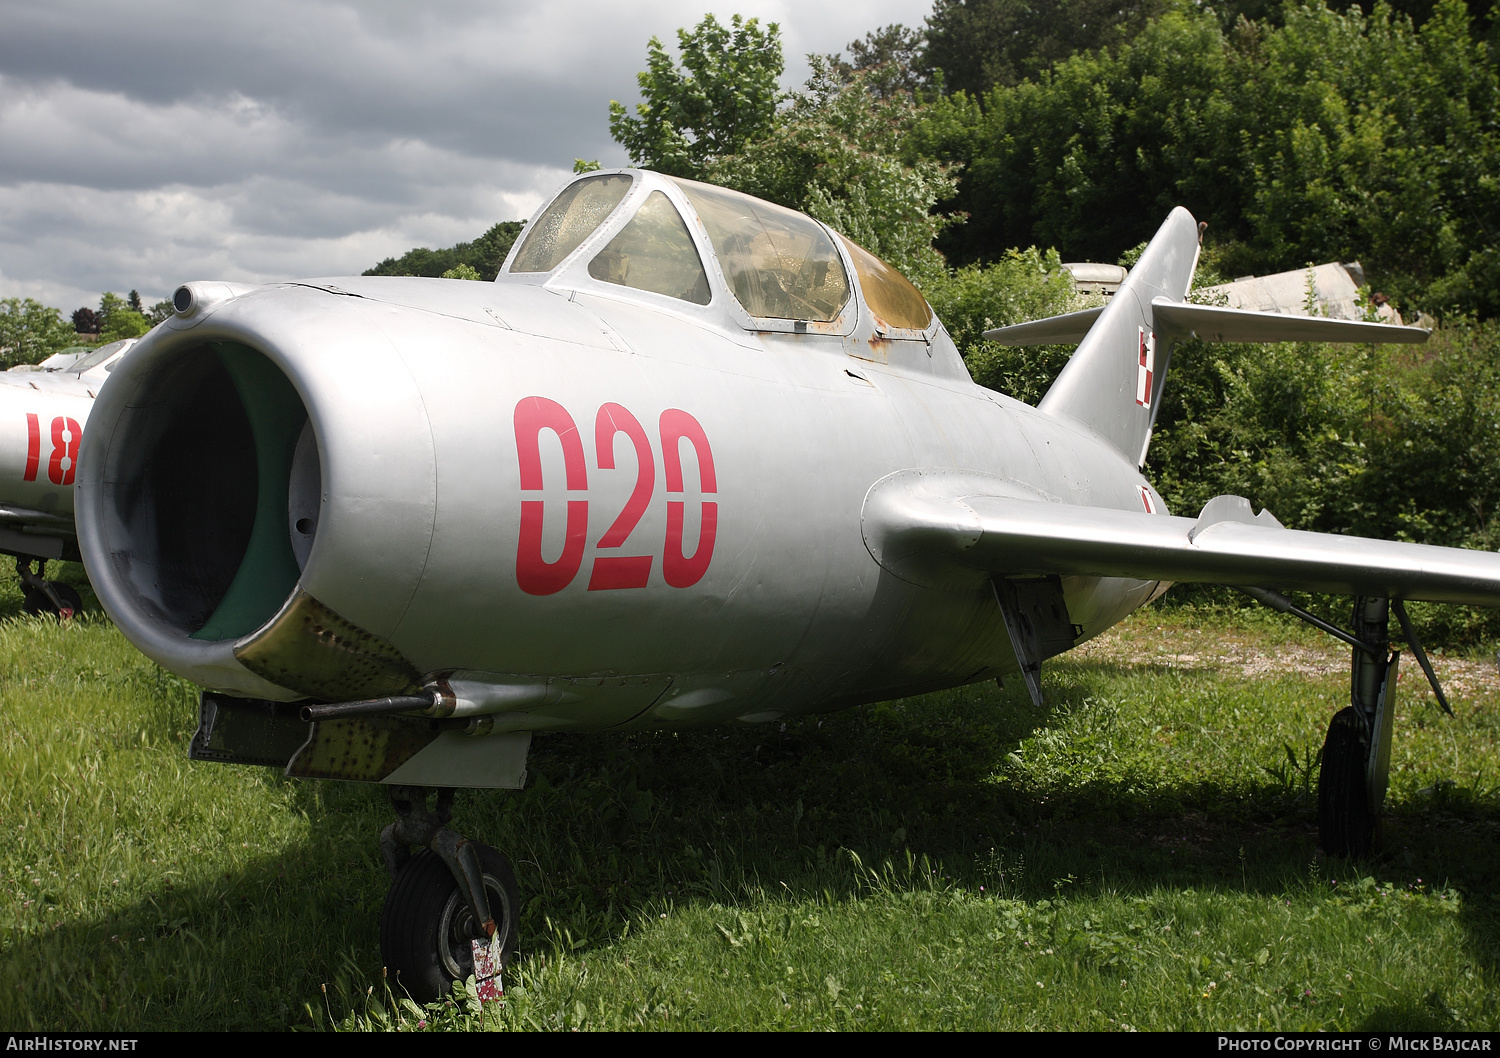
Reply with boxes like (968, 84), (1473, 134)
(106, 342), (306, 639)
(81, 288), (439, 703)
(101, 342), (306, 639)
(118, 347), (258, 632)
(82, 336), (330, 700)
(190, 345), (306, 641)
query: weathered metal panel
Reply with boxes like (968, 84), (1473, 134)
(285, 715), (440, 782)
(234, 589), (422, 702)
(189, 692), (310, 768)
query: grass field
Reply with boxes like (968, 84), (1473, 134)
(0, 565), (1496, 1031)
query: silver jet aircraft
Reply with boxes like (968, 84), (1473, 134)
(76, 170), (1477, 998)
(0, 338), (135, 615)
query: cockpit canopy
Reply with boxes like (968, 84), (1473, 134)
(504, 170), (933, 334)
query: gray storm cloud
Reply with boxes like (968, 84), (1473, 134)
(0, 0), (932, 310)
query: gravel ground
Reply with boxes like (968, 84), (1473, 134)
(1071, 617), (1500, 700)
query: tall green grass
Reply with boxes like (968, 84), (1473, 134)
(1, 563), (1496, 1030)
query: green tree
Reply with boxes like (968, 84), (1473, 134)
(1230, 0), (1500, 316)
(921, 0), (1171, 94)
(96, 292), (151, 342)
(920, 1), (1500, 318)
(608, 14), (783, 178)
(365, 221), (524, 282)
(918, 7), (1240, 268)
(826, 23), (929, 100)
(0, 298), (79, 368)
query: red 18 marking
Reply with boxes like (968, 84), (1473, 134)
(23, 414), (81, 486)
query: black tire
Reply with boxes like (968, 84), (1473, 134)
(22, 581), (82, 617)
(380, 845), (520, 1002)
(1318, 706), (1376, 858)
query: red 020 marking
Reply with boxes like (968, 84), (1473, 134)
(513, 398), (717, 596)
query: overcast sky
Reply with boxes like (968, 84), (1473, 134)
(0, 0), (934, 313)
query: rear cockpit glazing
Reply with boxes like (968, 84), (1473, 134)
(670, 177), (850, 322)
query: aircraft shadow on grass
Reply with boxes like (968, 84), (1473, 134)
(6, 665), (1495, 1030)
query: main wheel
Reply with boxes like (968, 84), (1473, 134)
(1318, 706), (1376, 858)
(22, 581), (81, 617)
(380, 845), (520, 1002)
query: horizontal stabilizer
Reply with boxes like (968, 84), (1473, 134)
(980, 300), (1428, 348)
(1151, 299), (1429, 344)
(863, 473), (1500, 607)
(982, 306), (1104, 346)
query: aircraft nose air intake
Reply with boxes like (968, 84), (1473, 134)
(88, 343), (303, 642)
(78, 306), (437, 702)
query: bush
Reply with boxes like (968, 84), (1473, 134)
(920, 248), (1084, 404)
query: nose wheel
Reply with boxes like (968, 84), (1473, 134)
(377, 786), (520, 1001)
(381, 846), (520, 1001)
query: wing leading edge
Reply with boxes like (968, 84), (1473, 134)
(862, 472), (1500, 607)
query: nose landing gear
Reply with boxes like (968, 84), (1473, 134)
(16, 557), (80, 618)
(378, 786), (520, 1002)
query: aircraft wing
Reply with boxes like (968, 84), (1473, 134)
(863, 473), (1500, 607)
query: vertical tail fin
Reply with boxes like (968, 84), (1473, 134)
(1037, 207), (1201, 467)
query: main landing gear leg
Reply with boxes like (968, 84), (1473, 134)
(16, 557), (80, 618)
(1317, 596), (1399, 858)
(378, 785), (520, 1001)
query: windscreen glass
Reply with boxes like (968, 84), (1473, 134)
(672, 177), (849, 322)
(510, 174), (633, 274)
(840, 237), (933, 331)
(588, 191), (711, 304)
(70, 339), (132, 374)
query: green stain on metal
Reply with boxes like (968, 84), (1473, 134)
(192, 344), (305, 641)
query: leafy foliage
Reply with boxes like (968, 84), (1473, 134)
(0, 298), (79, 368)
(608, 14), (784, 179)
(921, 248), (1085, 403)
(922, 0), (1171, 94)
(96, 292), (151, 343)
(824, 23), (929, 100)
(921, 1), (1500, 319)
(364, 221), (523, 283)
(604, 16), (960, 283)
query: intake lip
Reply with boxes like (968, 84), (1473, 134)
(77, 282), (439, 701)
